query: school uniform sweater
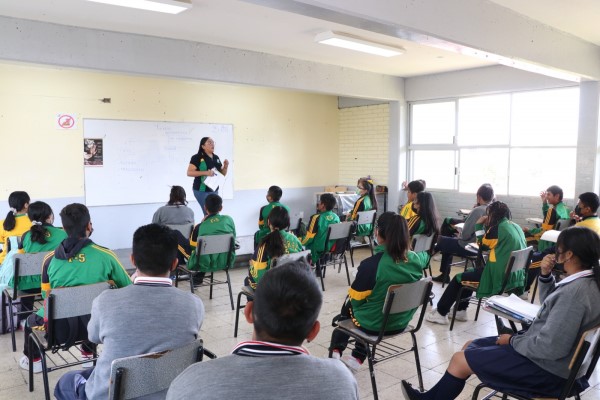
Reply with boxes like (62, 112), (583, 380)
(527, 202), (570, 252)
(151, 204), (194, 226)
(349, 246), (428, 332)
(256, 201), (290, 244)
(301, 210), (340, 261)
(248, 230), (303, 289)
(348, 195), (373, 237)
(188, 213), (236, 272)
(575, 215), (600, 235)
(0, 214), (31, 263)
(400, 202), (417, 220)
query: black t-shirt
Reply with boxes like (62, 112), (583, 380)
(189, 153), (223, 191)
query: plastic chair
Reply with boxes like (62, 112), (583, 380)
(349, 210), (377, 268)
(471, 324), (600, 400)
(412, 233), (437, 278)
(315, 222), (353, 291)
(175, 234), (235, 310)
(449, 246), (533, 331)
(233, 250), (311, 337)
(1, 251), (49, 351)
(108, 338), (216, 400)
(28, 281), (115, 400)
(166, 223), (194, 240)
(329, 279), (433, 400)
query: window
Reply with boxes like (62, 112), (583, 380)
(409, 87), (579, 198)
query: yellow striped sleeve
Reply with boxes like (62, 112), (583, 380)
(348, 287), (372, 301)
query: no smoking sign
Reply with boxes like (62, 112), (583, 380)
(56, 113), (77, 130)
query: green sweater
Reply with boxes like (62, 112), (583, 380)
(256, 202), (290, 244)
(349, 246), (428, 332)
(527, 202), (570, 252)
(188, 213), (236, 272)
(468, 218), (526, 298)
(248, 230), (303, 289)
(301, 210), (340, 261)
(348, 195), (373, 237)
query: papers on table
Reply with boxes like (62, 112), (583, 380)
(458, 209), (472, 216)
(540, 229), (560, 243)
(526, 217), (543, 225)
(203, 168), (226, 191)
(454, 222), (465, 231)
(465, 242), (479, 253)
(484, 294), (541, 324)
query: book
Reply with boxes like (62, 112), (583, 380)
(540, 229), (560, 243)
(485, 294), (540, 323)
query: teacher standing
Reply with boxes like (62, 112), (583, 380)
(187, 137), (229, 216)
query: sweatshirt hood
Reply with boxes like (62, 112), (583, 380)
(54, 237), (92, 260)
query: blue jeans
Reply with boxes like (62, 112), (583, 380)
(193, 189), (218, 216)
(54, 367), (93, 400)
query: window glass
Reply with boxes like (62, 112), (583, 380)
(458, 94), (510, 146)
(412, 150), (455, 190)
(459, 148), (509, 195)
(411, 102), (455, 144)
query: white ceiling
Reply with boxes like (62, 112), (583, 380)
(0, 0), (598, 78)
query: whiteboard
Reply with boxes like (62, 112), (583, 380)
(83, 119), (233, 206)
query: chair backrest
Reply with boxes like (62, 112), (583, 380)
(356, 210), (376, 226)
(197, 234), (234, 256)
(167, 223), (194, 240)
(556, 219), (571, 231)
(412, 234), (436, 254)
(10, 251), (50, 297)
(378, 278), (433, 339)
(48, 281), (115, 320)
(272, 250), (312, 268)
(326, 222), (354, 241)
(559, 325), (600, 399)
(109, 338), (206, 400)
(499, 246), (533, 294)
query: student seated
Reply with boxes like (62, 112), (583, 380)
(347, 177), (377, 237)
(20, 203), (132, 373)
(399, 180), (425, 220)
(54, 223), (205, 400)
(433, 184), (494, 283)
(301, 193), (340, 263)
(0, 191), (31, 264)
(246, 206), (303, 289)
(16, 201), (67, 325)
(167, 262), (359, 400)
(526, 191), (600, 291)
(152, 185), (195, 226)
(426, 201), (526, 325)
(255, 185), (290, 246)
(523, 185), (569, 252)
(187, 194), (236, 281)
(407, 191), (440, 240)
(329, 212), (429, 371)
(402, 227), (600, 400)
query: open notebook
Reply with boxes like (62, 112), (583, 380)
(485, 294), (541, 324)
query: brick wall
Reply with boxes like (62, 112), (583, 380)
(338, 104), (389, 187)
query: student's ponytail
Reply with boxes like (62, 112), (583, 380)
(27, 201), (54, 244)
(3, 191), (30, 231)
(261, 206), (290, 259)
(377, 212), (410, 263)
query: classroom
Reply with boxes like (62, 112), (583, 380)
(0, 1), (599, 399)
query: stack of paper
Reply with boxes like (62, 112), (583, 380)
(484, 294), (541, 324)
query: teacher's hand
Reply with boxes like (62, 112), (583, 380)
(207, 170), (215, 177)
(223, 159), (229, 168)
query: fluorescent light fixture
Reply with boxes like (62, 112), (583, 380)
(315, 31), (404, 57)
(86, 0), (192, 14)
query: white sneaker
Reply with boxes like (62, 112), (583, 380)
(453, 310), (468, 322)
(19, 355), (42, 374)
(426, 309), (449, 325)
(341, 355), (363, 372)
(330, 350), (341, 360)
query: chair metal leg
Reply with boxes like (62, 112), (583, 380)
(41, 350), (50, 400)
(349, 247), (355, 269)
(316, 261), (325, 291)
(450, 287), (465, 331)
(410, 332), (425, 392)
(8, 296), (17, 351)
(209, 273), (214, 299)
(1, 292), (7, 335)
(234, 291), (245, 338)
(226, 270), (234, 310)
(475, 298), (483, 321)
(368, 236), (374, 256)
(343, 255), (351, 285)
(365, 344), (379, 400)
(28, 335), (35, 392)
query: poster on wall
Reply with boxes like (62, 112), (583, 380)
(84, 138), (103, 166)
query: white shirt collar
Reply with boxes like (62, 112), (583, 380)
(133, 276), (173, 286)
(556, 269), (594, 287)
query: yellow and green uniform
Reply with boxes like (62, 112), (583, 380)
(189, 152), (224, 192)
(348, 195), (373, 237)
(575, 215), (600, 235)
(248, 230), (303, 289)
(256, 202), (290, 244)
(301, 210), (340, 261)
(348, 245), (428, 332)
(38, 237), (132, 317)
(467, 218), (526, 298)
(0, 214), (31, 264)
(13, 225), (67, 291)
(400, 202), (417, 220)
(188, 213), (236, 272)
(407, 214), (426, 238)
(526, 202), (569, 252)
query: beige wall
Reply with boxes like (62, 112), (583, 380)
(0, 62), (339, 199)
(338, 104), (390, 187)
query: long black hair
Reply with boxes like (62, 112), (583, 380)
(3, 191), (30, 231)
(261, 206), (290, 259)
(357, 177), (378, 210)
(486, 201), (512, 228)
(377, 212), (410, 263)
(198, 137), (210, 157)
(415, 192), (440, 236)
(168, 186), (188, 206)
(27, 201), (54, 244)
(556, 226), (600, 290)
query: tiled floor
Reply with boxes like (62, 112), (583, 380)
(1, 249), (599, 399)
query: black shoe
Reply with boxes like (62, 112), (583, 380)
(401, 380), (422, 400)
(432, 274), (450, 284)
